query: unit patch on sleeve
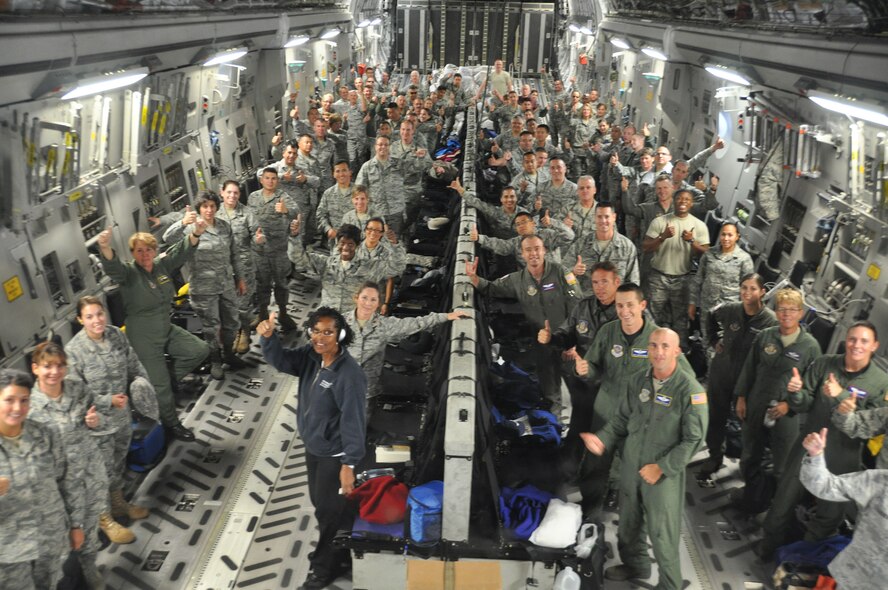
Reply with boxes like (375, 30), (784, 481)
(691, 393), (708, 405)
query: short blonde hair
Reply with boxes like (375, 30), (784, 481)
(774, 287), (804, 309)
(128, 232), (158, 251)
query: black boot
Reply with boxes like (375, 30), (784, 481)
(274, 287), (298, 331)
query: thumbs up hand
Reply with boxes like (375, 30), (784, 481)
(837, 390), (858, 415)
(182, 205), (196, 226)
(111, 393), (128, 409)
(803, 427), (828, 457)
(681, 227), (695, 242)
(575, 356), (590, 377)
(823, 372), (843, 398)
(97, 226), (113, 248)
(193, 217), (207, 236)
(289, 216), (301, 236)
(563, 212), (574, 229)
(275, 197), (288, 215)
(538, 320), (552, 344)
(573, 255), (586, 277)
(255, 226), (266, 244)
(787, 366), (803, 393)
(85, 405), (100, 428)
(469, 224), (478, 242)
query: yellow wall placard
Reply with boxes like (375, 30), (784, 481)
(867, 264), (881, 281)
(4, 276), (23, 302)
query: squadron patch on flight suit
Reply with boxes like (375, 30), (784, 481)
(639, 388), (651, 403)
(691, 393), (708, 405)
(729, 322), (741, 332)
(527, 285), (538, 296)
(611, 344), (624, 358)
(764, 343), (778, 355)
(576, 320), (589, 334)
(654, 394), (673, 407)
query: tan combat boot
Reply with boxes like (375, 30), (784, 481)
(99, 512), (135, 544)
(110, 488), (149, 520)
(234, 329), (251, 354)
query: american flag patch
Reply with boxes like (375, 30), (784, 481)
(691, 393), (708, 405)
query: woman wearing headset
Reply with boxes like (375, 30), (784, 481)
(258, 307), (366, 590)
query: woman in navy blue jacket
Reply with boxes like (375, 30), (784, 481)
(258, 306), (367, 590)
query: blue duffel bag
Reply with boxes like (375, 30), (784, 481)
(407, 480), (444, 544)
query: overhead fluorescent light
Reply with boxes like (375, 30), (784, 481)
(61, 67), (149, 100)
(320, 28), (341, 40)
(808, 90), (888, 127)
(370, 17), (382, 25)
(356, 19), (371, 28)
(642, 47), (668, 61)
(568, 24), (582, 33)
(284, 35), (310, 48)
(202, 47), (248, 67)
(610, 38), (631, 50)
(579, 26), (594, 36)
(705, 64), (753, 86)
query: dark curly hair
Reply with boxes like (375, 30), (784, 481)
(305, 306), (354, 348)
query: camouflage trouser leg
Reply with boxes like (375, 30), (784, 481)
(384, 209), (405, 239)
(0, 556), (65, 590)
(236, 260), (257, 330)
(624, 214), (640, 247)
(81, 441), (110, 556)
(96, 422), (132, 490)
(348, 138), (368, 175)
(190, 289), (240, 353)
(254, 248), (291, 312)
(647, 270), (691, 348)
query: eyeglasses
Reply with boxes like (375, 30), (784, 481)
(309, 328), (338, 337)
(365, 227), (383, 234)
(776, 307), (802, 314)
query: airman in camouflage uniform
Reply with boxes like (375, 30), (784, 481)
(688, 223), (754, 345)
(218, 180), (260, 346)
(66, 316), (153, 516)
(163, 192), (245, 375)
(248, 167), (300, 330)
(558, 176), (599, 243)
(456, 184), (524, 239)
(536, 158), (578, 215)
(475, 211), (575, 267)
(0, 368), (85, 590)
(288, 223), (395, 314)
(346, 87), (370, 173)
(390, 120), (433, 229)
(30, 372), (109, 588)
(312, 119), (338, 196)
(316, 162), (355, 248)
(832, 404), (888, 469)
(564, 202), (640, 292)
(800, 445), (888, 589)
(347, 309), (452, 399)
(356, 135), (408, 236)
